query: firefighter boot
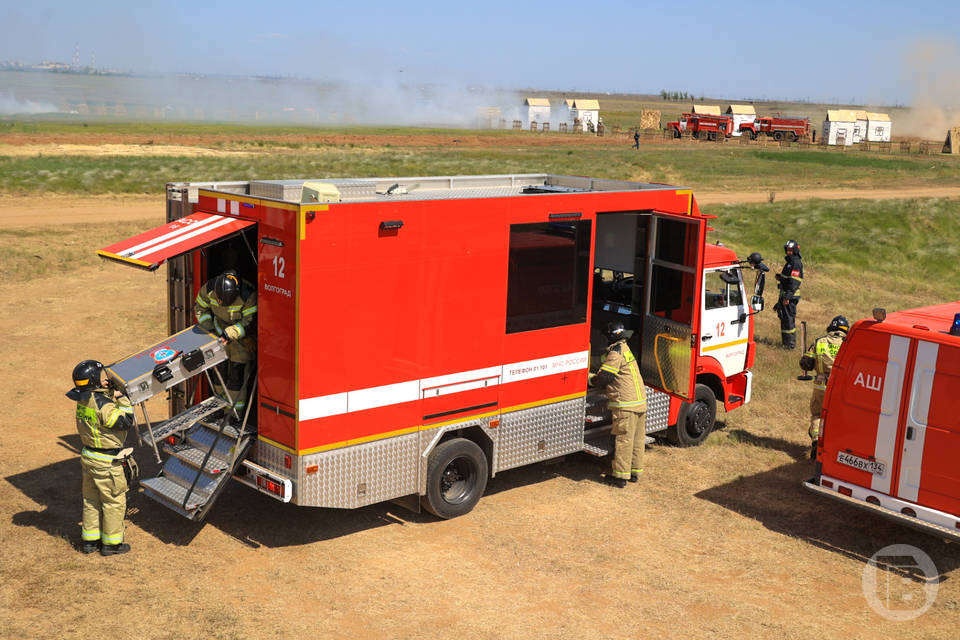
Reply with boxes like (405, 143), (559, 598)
(100, 542), (130, 556)
(602, 474), (627, 489)
(80, 541), (99, 554)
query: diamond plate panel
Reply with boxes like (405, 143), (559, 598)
(496, 397), (585, 472)
(641, 315), (692, 400)
(296, 433), (419, 508)
(248, 439), (291, 476)
(645, 387), (671, 432)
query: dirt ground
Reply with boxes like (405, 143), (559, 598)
(2, 191), (959, 639)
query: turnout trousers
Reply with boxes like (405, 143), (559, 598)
(777, 296), (799, 348)
(809, 386), (826, 444)
(611, 408), (647, 480)
(80, 455), (128, 546)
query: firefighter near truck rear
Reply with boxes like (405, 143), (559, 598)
(97, 174), (768, 522)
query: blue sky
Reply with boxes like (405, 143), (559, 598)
(1, 0), (957, 106)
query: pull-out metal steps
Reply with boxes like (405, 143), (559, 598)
(141, 419), (252, 521)
(141, 396), (229, 443)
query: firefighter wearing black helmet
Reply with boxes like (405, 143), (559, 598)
(799, 315), (849, 459)
(774, 240), (804, 348)
(194, 270), (257, 419)
(66, 360), (135, 555)
(589, 321), (647, 488)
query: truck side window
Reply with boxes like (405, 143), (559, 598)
(704, 270), (743, 310)
(506, 221), (592, 333)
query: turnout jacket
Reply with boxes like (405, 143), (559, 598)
(194, 278), (258, 340)
(72, 388), (134, 457)
(592, 339), (647, 413)
(801, 331), (846, 390)
(776, 254), (803, 298)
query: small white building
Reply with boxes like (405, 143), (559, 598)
(865, 112), (892, 142)
(822, 109), (858, 146)
(523, 97), (551, 127)
(852, 110), (869, 143)
(726, 104), (756, 137)
(557, 98), (600, 129)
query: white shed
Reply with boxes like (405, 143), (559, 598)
(852, 110), (868, 143)
(558, 98), (600, 129)
(523, 97), (551, 127)
(822, 109), (858, 146)
(865, 112), (892, 142)
(726, 104), (756, 137)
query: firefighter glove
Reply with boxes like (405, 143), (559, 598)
(224, 325), (242, 341)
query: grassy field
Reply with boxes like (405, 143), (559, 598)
(2, 137), (959, 195)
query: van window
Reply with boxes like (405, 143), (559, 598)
(506, 221), (592, 333)
(704, 270), (743, 310)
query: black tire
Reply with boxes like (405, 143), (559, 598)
(773, 131), (784, 141)
(787, 131), (798, 142)
(672, 128), (681, 139)
(421, 438), (488, 519)
(667, 383), (717, 446)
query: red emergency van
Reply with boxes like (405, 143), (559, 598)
(99, 174), (767, 520)
(805, 302), (960, 542)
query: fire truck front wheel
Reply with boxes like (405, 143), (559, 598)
(667, 384), (717, 446)
(422, 438), (489, 519)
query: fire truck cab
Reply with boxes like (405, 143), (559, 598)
(98, 174), (766, 521)
(805, 303), (960, 542)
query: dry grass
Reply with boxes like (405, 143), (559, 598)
(2, 196), (960, 639)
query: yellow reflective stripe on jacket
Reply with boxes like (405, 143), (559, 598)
(195, 296), (210, 308)
(242, 305), (257, 317)
(600, 364), (619, 375)
(197, 313), (212, 324)
(624, 349), (644, 405)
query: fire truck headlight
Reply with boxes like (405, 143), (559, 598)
(872, 308), (886, 322)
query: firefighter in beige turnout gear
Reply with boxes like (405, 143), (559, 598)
(195, 270), (257, 420)
(66, 360), (135, 555)
(800, 315), (849, 460)
(590, 321), (647, 488)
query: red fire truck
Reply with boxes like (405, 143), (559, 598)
(98, 174), (768, 521)
(666, 114), (733, 141)
(805, 303), (960, 542)
(738, 115), (810, 141)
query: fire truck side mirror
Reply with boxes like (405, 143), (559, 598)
(750, 295), (764, 313)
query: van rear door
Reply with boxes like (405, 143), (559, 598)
(820, 326), (909, 495)
(897, 340), (960, 515)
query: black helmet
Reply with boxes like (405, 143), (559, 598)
(604, 320), (627, 343)
(784, 239), (798, 253)
(214, 271), (240, 305)
(827, 315), (849, 334)
(71, 360), (104, 393)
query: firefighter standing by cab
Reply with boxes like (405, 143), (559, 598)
(67, 360), (135, 555)
(800, 315), (849, 460)
(590, 321), (648, 488)
(774, 240), (804, 349)
(195, 270), (257, 421)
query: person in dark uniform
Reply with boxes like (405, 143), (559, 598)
(633, 130), (640, 149)
(774, 239), (804, 349)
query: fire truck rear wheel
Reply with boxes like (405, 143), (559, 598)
(672, 128), (681, 139)
(773, 131), (784, 141)
(668, 383), (717, 446)
(787, 131), (798, 142)
(422, 438), (488, 519)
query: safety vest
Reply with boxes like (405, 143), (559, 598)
(194, 279), (257, 339)
(599, 340), (647, 412)
(805, 331), (845, 389)
(75, 390), (133, 460)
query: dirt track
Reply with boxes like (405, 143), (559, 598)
(2, 187), (958, 639)
(4, 186), (960, 229)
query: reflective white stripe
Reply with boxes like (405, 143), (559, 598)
(743, 370), (753, 404)
(217, 198), (226, 213)
(130, 216), (237, 260)
(119, 216), (224, 257)
(871, 335), (909, 494)
(897, 340), (938, 502)
(299, 351), (588, 421)
(231, 200), (239, 215)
